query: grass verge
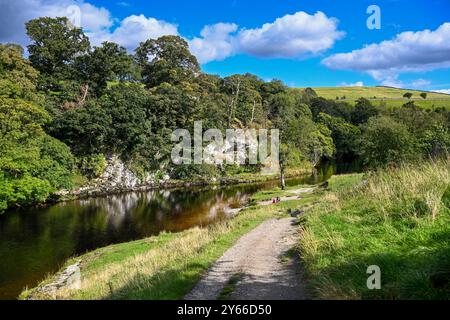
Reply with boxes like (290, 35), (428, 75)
(299, 160), (450, 300)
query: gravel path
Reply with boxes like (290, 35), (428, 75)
(185, 217), (307, 300)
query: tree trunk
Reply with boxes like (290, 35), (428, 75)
(250, 99), (256, 124)
(228, 79), (241, 126)
(280, 166), (286, 190)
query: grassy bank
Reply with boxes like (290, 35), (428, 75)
(22, 160), (449, 300)
(299, 160), (450, 299)
(22, 191), (301, 300)
(305, 86), (450, 110)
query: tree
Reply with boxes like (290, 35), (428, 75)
(302, 87), (318, 103)
(26, 17), (90, 91)
(0, 44), (40, 101)
(268, 92), (312, 132)
(99, 84), (152, 156)
(359, 116), (417, 168)
(49, 100), (112, 156)
(135, 36), (200, 88)
(223, 74), (264, 127)
(260, 80), (287, 100)
(351, 98), (378, 125)
(310, 97), (352, 121)
(420, 93), (428, 100)
(0, 98), (75, 213)
(284, 117), (335, 168)
(318, 113), (361, 161)
(148, 82), (199, 129)
(75, 42), (137, 96)
(403, 92), (413, 99)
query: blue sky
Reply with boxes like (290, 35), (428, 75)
(1, 0), (450, 91)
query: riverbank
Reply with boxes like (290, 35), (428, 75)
(300, 160), (450, 299)
(48, 167), (314, 207)
(22, 160), (450, 300)
(21, 183), (320, 300)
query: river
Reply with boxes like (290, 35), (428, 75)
(0, 163), (344, 300)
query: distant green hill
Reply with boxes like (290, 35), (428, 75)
(299, 86), (450, 110)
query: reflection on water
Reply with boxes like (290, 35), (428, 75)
(0, 166), (341, 300)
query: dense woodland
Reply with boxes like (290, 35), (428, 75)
(1, 17), (450, 213)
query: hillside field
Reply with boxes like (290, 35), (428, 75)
(301, 86), (450, 110)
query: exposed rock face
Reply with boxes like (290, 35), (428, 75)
(57, 152), (283, 200)
(56, 155), (152, 198)
(99, 155), (141, 189)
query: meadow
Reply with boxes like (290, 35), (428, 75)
(304, 86), (450, 110)
(300, 160), (450, 299)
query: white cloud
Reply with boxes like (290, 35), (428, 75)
(188, 11), (344, 64)
(322, 23), (450, 83)
(88, 15), (178, 50)
(0, 3), (343, 63)
(338, 81), (364, 87)
(376, 77), (433, 89)
(410, 78), (431, 88)
(380, 77), (405, 88)
(434, 89), (450, 94)
(116, 1), (130, 7)
(238, 11), (344, 58)
(189, 23), (238, 63)
(0, 0), (112, 45)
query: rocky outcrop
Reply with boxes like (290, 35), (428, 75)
(29, 262), (81, 299)
(57, 155), (152, 199)
(55, 153), (294, 201)
(97, 155), (141, 189)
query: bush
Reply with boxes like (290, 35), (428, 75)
(78, 154), (107, 179)
(359, 116), (418, 168)
(0, 175), (53, 212)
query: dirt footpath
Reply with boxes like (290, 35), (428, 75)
(185, 217), (308, 300)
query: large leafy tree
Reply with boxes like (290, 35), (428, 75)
(0, 98), (75, 213)
(75, 42), (137, 96)
(100, 84), (152, 155)
(0, 43), (76, 213)
(310, 97), (353, 122)
(359, 116), (418, 168)
(135, 36), (200, 88)
(351, 98), (379, 125)
(49, 100), (112, 156)
(284, 117), (335, 167)
(268, 92), (312, 130)
(318, 113), (361, 161)
(223, 74), (265, 127)
(26, 17), (90, 92)
(0, 44), (40, 101)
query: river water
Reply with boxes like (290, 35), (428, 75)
(0, 163), (340, 300)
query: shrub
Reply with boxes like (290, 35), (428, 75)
(0, 175), (53, 212)
(359, 116), (418, 168)
(78, 154), (107, 179)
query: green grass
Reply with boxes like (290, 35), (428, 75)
(299, 160), (450, 300)
(217, 273), (243, 300)
(298, 86), (450, 110)
(22, 195), (301, 300)
(23, 162), (449, 300)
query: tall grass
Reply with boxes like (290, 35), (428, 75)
(361, 160), (449, 220)
(300, 159), (450, 300)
